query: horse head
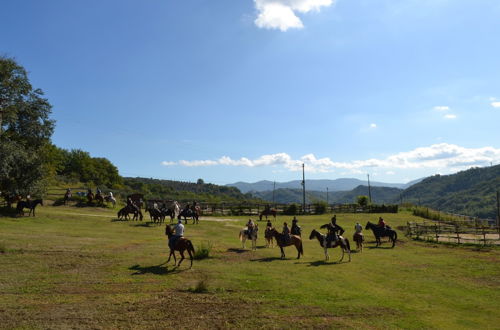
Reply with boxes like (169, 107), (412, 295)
(308, 229), (318, 240)
(365, 221), (373, 230)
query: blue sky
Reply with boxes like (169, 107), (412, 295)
(2, 0), (500, 185)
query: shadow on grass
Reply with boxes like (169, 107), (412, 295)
(250, 257), (282, 262)
(129, 263), (182, 275)
(296, 260), (348, 267)
(367, 245), (394, 250)
(226, 248), (249, 254)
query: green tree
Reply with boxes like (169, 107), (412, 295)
(357, 195), (369, 207)
(0, 56), (55, 195)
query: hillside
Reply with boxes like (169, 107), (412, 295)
(401, 165), (500, 218)
(228, 178), (415, 193)
(122, 177), (258, 203)
(251, 185), (402, 204)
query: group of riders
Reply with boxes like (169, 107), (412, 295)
(243, 214), (390, 246)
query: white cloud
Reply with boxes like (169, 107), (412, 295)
(254, 0), (334, 31)
(444, 114), (457, 119)
(491, 101), (500, 108)
(162, 143), (500, 174)
(434, 106), (449, 111)
(370, 123), (377, 128)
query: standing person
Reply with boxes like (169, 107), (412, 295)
(266, 219), (272, 229)
(169, 219), (185, 250)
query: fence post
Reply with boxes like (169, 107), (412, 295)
(455, 224), (460, 244)
(435, 224), (439, 242)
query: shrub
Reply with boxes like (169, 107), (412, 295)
(194, 241), (213, 260)
(313, 201), (328, 214)
(284, 203), (300, 215)
(188, 279), (208, 293)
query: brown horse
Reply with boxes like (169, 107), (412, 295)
(4, 194), (21, 208)
(309, 229), (351, 262)
(16, 199), (43, 217)
(265, 227), (274, 248)
(259, 208), (277, 221)
(270, 228), (303, 259)
(165, 225), (195, 268)
(353, 232), (364, 252)
(94, 193), (104, 205)
(87, 191), (94, 204)
(63, 191), (72, 205)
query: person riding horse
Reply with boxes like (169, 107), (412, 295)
(282, 222), (291, 243)
(246, 219), (255, 239)
(378, 217), (388, 228)
(169, 219), (185, 250)
(291, 217), (302, 236)
(320, 215), (345, 248)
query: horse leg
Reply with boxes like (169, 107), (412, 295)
(280, 246), (285, 259)
(324, 246), (329, 261)
(178, 251), (185, 267)
(167, 250), (173, 264)
(339, 246), (344, 263)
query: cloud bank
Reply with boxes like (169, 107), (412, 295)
(162, 143), (500, 174)
(254, 0), (334, 31)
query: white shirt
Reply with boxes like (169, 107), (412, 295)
(175, 223), (184, 236)
(355, 223), (362, 233)
(109, 192), (113, 197)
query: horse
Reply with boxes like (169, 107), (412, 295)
(353, 232), (364, 252)
(117, 204), (143, 221)
(239, 224), (258, 250)
(365, 221), (397, 248)
(264, 227), (274, 248)
(165, 225), (195, 268)
(16, 199), (43, 217)
(4, 194), (21, 208)
(269, 228), (303, 259)
(63, 191), (72, 205)
(87, 191), (94, 204)
(104, 195), (116, 207)
(146, 207), (164, 224)
(178, 206), (201, 224)
(309, 229), (351, 262)
(169, 201), (180, 220)
(259, 208), (277, 221)
(94, 193), (104, 205)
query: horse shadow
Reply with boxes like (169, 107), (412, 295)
(129, 264), (182, 276)
(250, 257), (282, 262)
(367, 246), (394, 250)
(131, 222), (155, 227)
(299, 260), (348, 267)
(111, 218), (128, 222)
(227, 248), (249, 254)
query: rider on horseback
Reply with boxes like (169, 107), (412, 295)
(266, 219), (272, 229)
(246, 218), (255, 239)
(282, 222), (291, 243)
(291, 217), (301, 236)
(378, 217), (386, 228)
(169, 219), (185, 250)
(322, 215), (344, 247)
(355, 222), (363, 234)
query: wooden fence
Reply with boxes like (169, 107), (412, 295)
(406, 221), (500, 246)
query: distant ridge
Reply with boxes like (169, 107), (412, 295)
(227, 178), (419, 193)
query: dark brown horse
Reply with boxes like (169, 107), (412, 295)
(178, 206), (201, 224)
(365, 221), (397, 248)
(63, 190), (72, 205)
(165, 225), (195, 268)
(259, 208), (277, 221)
(353, 232), (364, 252)
(265, 227), (274, 248)
(87, 191), (94, 204)
(309, 229), (351, 262)
(270, 228), (303, 259)
(16, 199), (43, 217)
(117, 205), (143, 221)
(4, 194), (21, 208)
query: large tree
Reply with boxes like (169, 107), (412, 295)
(0, 56), (55, 195)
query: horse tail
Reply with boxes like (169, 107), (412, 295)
(187, 240), (195, 254)
(239, 231), (243, 241)
(299, 240), (304, 256)
(393, 230), (398, 242)
(345, 238), (351, 252)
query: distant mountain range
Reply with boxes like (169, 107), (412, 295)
(251, 185), (403, 205)
(227, 178), (420, 193)
(227, 165), (500, 219)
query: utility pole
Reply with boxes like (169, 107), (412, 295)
(272, 181), (276, 206)
(496, 190), (500, 236)
(367, 174), (372, 204)
(326, 187), (329, 205)
(302, 163), (306, 214)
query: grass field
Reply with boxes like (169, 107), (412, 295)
(1, 205), (499, 329)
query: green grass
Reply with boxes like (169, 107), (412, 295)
(0, 205), (499, 328)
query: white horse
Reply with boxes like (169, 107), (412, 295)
(170, 200), (180, 220)
(104, 195), (116, 208)
(239, 224), (258, 250)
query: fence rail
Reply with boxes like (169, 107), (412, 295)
(406, 221), (500, 246)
